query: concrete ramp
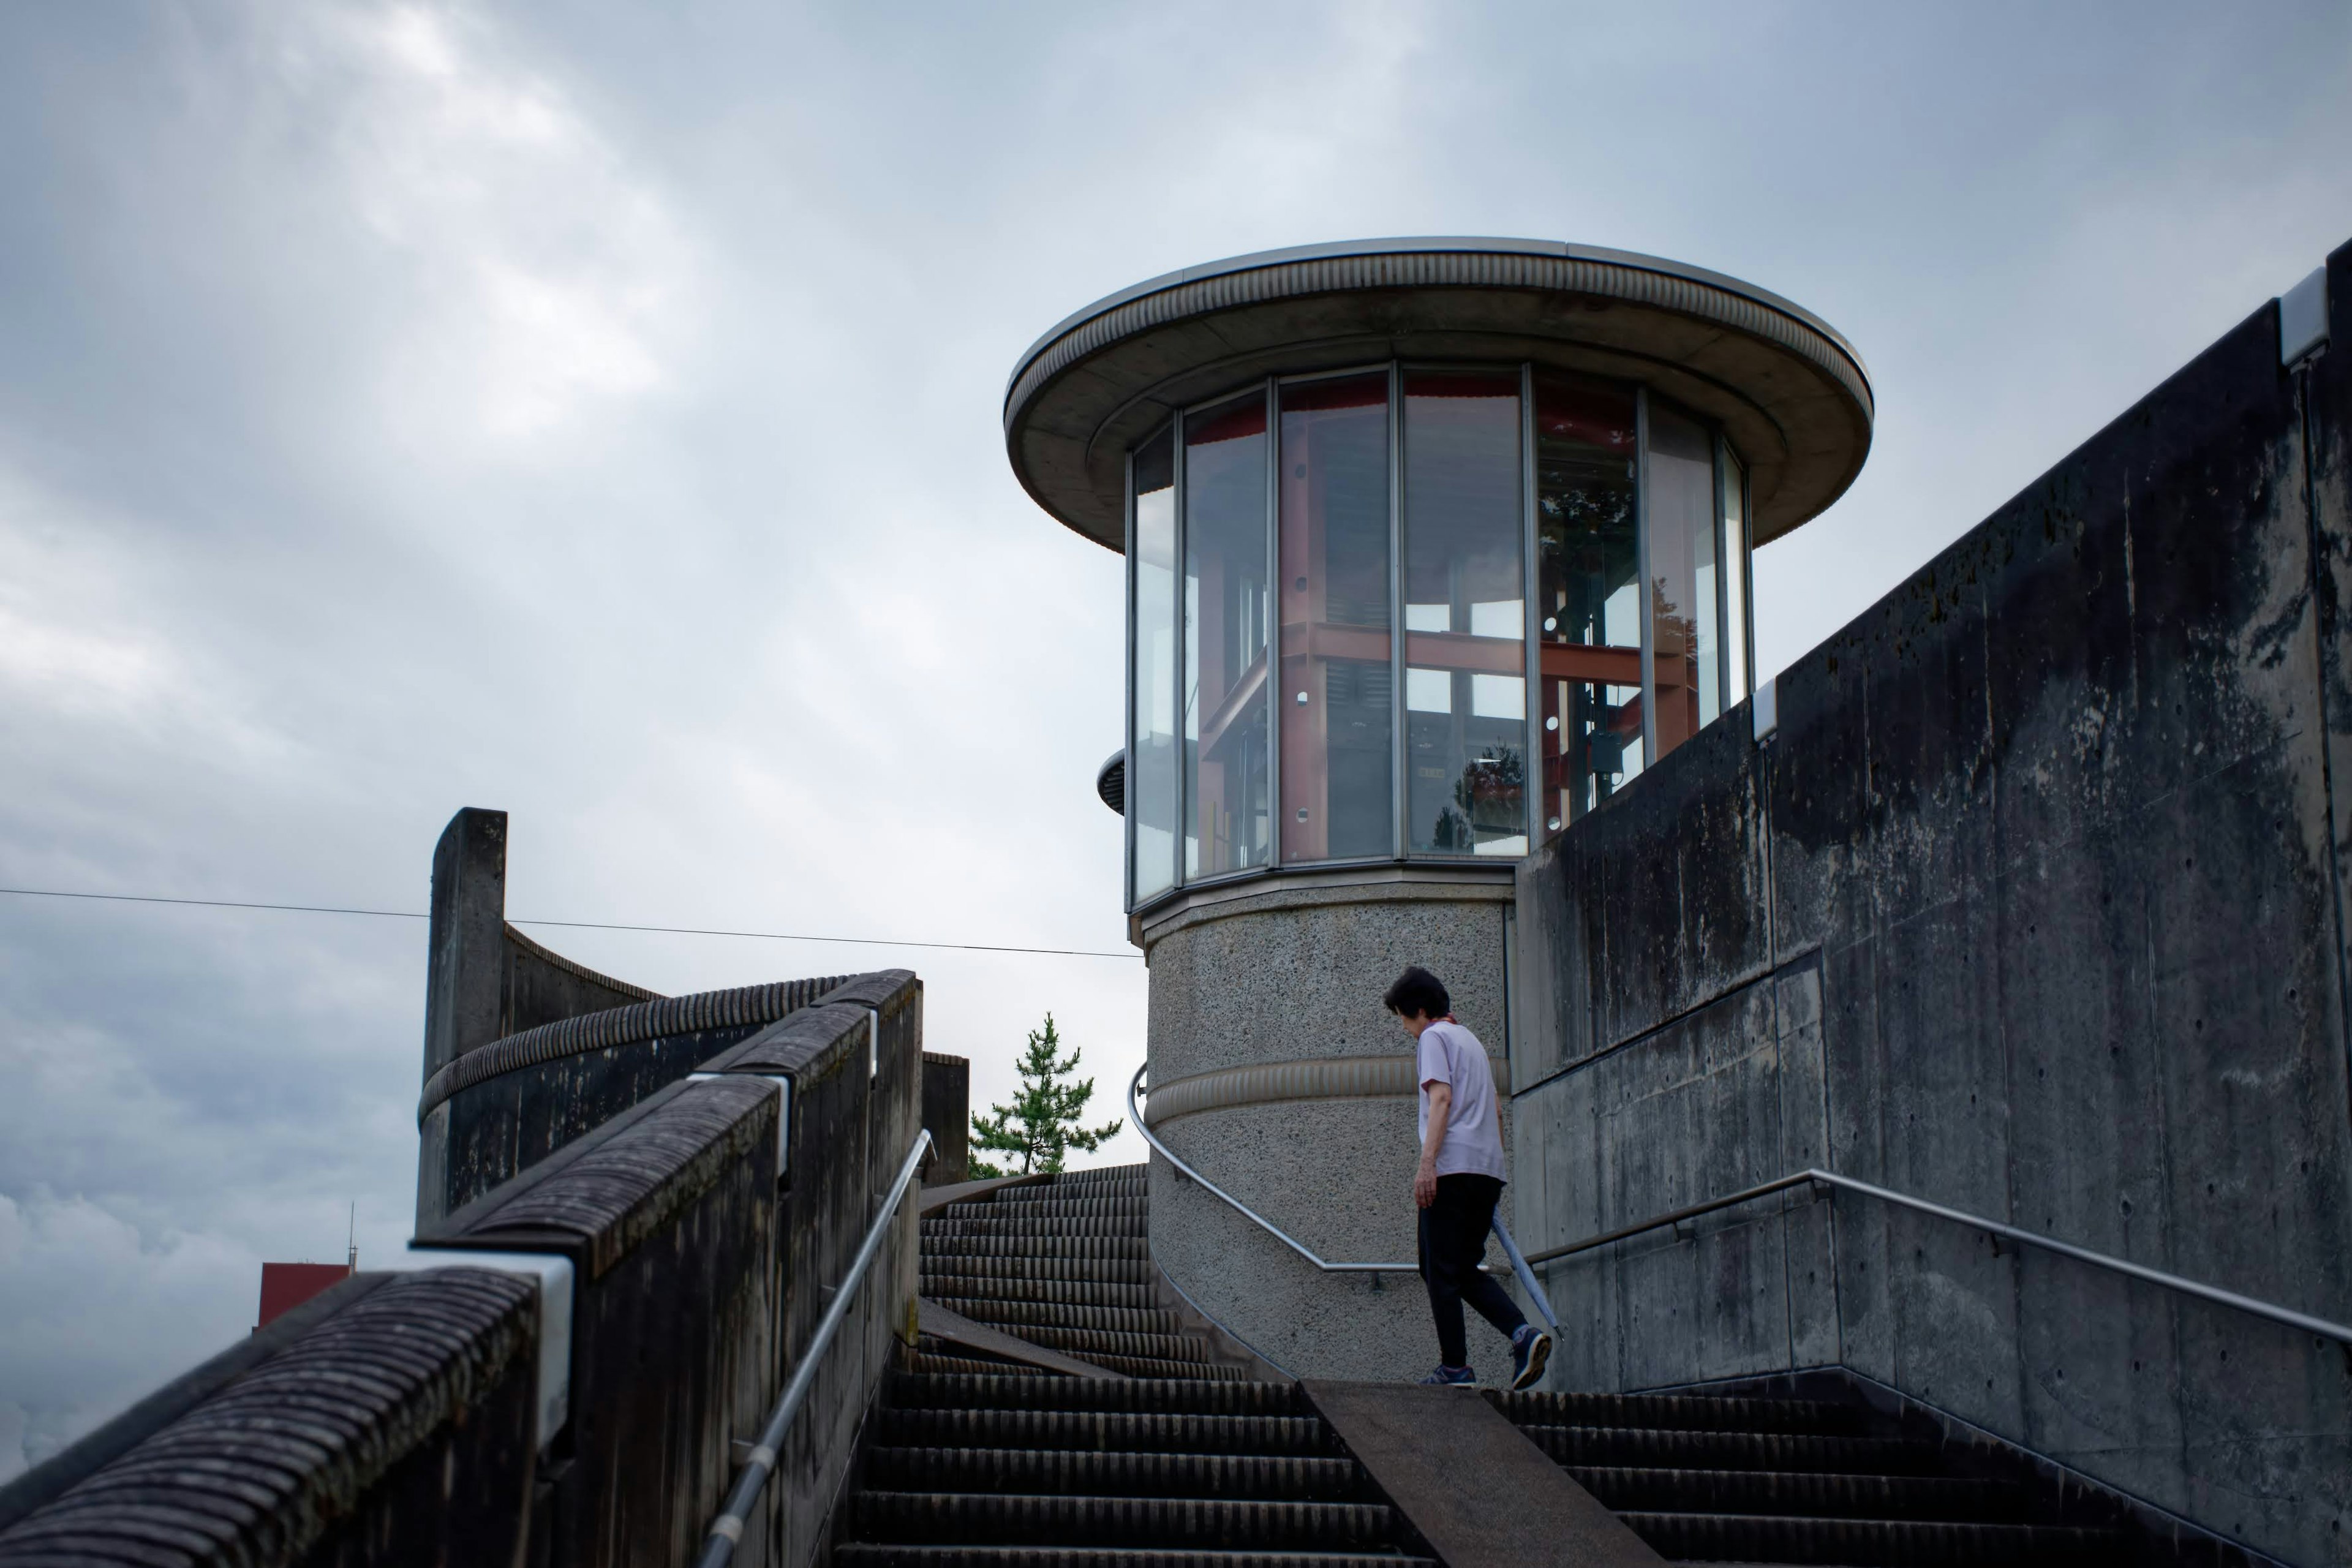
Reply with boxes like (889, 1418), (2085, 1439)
(1303, 1379), (1665, 1567)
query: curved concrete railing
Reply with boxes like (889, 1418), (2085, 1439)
(419, 974), (851, 1118)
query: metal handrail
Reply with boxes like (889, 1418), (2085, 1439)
(1126, 1066), (1559, 1330)
(696, 1125), (933, 1568)
(1524, 1165), (2352, 1348)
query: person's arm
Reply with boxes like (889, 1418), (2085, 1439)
(1415, 1082), (1452, 1208)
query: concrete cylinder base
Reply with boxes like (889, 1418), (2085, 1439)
(1139, 867), (1526, 1381)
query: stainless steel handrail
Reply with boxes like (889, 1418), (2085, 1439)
(1130, 1065), (1413, 1273)
(1126, 1066), (1558, 1330)
(1523, 1165), (2352, 1348)
(696, 1126), (933, 1568)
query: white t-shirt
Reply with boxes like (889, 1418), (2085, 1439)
(1415, 1020), (1508, 1182)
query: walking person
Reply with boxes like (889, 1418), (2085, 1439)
(1385, 965), (1553, 1390)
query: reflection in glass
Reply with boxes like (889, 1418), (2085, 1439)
(1183, 390), (1271, 878)
(1645, 402), (1718, 762)
(1130, 429), (1178, 902)
(1532, 372), (1641, 835)
(1279, 373), (1392, 862)
(1722, 446), (1749, 709)
(1402, 371), (1525, 855)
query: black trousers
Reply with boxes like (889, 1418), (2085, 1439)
(1417, 1172), (1528, 1368)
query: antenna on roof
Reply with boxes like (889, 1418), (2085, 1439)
(347, 1202), (358, 1272)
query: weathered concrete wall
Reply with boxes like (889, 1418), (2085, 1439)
(923, 1051), (971, 1185)
(0, 971), (929, 1568)
(707, 971), (924, 1568)
(1512, 244), (2352, 1564)
(1144, 869), (1525, 1379)
(417, 975), (848, 1223)
(419, 804), (663, 1083)
(422, 805), (511, 1086)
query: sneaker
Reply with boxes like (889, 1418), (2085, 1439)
(1509, 1325), (1553, 1391)
(1417, 1364), (1477, 1387)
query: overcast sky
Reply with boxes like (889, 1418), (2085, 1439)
(2, 0), (2346, 1479)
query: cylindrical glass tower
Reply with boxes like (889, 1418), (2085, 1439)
(1009, 239), (1871, 1378)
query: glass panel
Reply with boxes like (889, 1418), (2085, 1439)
(1278, 372), (1392, 862)
(1532, 372), (1640, 836)
(1646, 401), (1719, 761)
(1722, 445), (1750, 707)
(1130, 429), (1178, 903)
(1183, 390), (1271, 879)
(1401, 370), (1526, 856)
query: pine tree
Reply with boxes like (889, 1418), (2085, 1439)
(968, 1015), (1123, 1177)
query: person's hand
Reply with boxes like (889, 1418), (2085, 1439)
(1414, 1160), (1438, 1208)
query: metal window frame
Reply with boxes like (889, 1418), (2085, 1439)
(1268, 364), (1401, 871)
(1634, 387), (1657, 771)
(1740, 453), (1758, 700)
(1721, 435), (1740, 719)
(1520, 361), (1540, 848)
(1275, 361), (1393, 389)
(1172, 405), (1189, 888)
(1128, 420), (1179, 910)
(1387, 360), (1408, 862)
(1123, 445), (1137, 913)
(1395, 360), (1531, 862)
(1271, 382), (1288, 868)
(1131, 364), (1763, 888)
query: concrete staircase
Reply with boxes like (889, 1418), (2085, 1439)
(840, 1163), (2163, 1566)
(1489, 1388), (2128, 1564)
(913, 1164), (1245, 1380)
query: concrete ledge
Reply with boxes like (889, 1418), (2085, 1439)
(1302, 1379), (1663, 1567)
(919, 1299), (1126, 1380)
(919, 1172), (1051, 1216)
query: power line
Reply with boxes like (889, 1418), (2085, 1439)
(0, 885), (1139, 959)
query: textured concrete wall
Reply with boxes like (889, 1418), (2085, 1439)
(1, 972), (929, 1568)
(1512, 244), (2352, 1566)
(1144, 870), (1529, 1379)
(923, 1051), (971, 1185)
(422, 806), (509, 1086)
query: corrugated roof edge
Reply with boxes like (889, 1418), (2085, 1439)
(1003, 236), (1871, 413)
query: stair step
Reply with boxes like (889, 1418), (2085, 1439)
(1491, 1390), (1865, 1437)
(1622, 1511), (2127, 1567)
(850, 1491), (1401, 1551)
(933, 1299), (1186, 1337)
(1064, 1354), (1254, 1381)
(946, 1197), (1150, 1221)
(1568, 1466), (2024, 1523)
(836, 1547), (1431, 1568)
(926, 1216), (1149, 1242)
(920, 1255), (1153, 1286)
(892, 1375), (1306, 1417)
(1521, 1424), (1940, 1476)
(1029, 1164), (1147, 1184)
(924, 1235), (1150, 1261)
(978, 1326), (1219, 1365)
(921, 1276), (1156, 1310)
(911, 1352), (1047, 1378)
(864, 1448), (1365, 1502)
(877, 1409), (1338, 1458)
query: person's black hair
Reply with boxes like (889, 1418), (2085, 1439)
(1382, 965), (1450, 1020)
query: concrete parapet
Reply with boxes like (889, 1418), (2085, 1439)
(0, 969), (929, 1568)
(922, 1051), (971, 1185)
(1512, 238), (2352, 1564)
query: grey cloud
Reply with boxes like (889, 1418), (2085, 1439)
(2, 0), (2347, 1474)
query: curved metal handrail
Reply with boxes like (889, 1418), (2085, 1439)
(1127, 1066), (1558, 1330)
(1130, 1065), (1411, 1273)
(1524, 1166), (2352, 1348)
(697, 1125), (933, 1568)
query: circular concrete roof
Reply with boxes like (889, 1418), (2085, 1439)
(1004, 237), (1873, 551)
